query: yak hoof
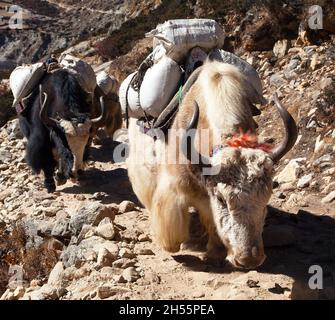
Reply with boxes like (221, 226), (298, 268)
(55, 173), (67, 186)
(44, 179), (56, 193)
(202, 252), (227, 267)
(202, 244), (228, 267)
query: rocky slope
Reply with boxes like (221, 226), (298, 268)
(0, 0), (335, 300)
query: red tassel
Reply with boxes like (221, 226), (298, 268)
(225, 130), (273, 153)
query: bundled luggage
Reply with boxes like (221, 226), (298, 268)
(10, 62), (46, 109)
(60, 54), (97, 94)
(9, 54), (103, 113)
(146, 19), (225, 62)
(119, 56), (182, 118)
(119, 18), (266, 121)
(96, 71), (119, 96)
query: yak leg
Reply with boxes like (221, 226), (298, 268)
(196, 201), (227, 265)
(19, 116), (30, 139)
(42, 160), (56, 193)
(105, 110), (122, 138)
(151, 185), (190, 253)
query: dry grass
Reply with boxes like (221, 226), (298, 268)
(0, 223), (58, 297)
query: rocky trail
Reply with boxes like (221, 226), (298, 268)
(0, 0), (335, 301)
(0, 117), (334, 300)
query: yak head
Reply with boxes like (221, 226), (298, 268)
(182, 94), (297, 269)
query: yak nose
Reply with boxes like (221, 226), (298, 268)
(233, 246), (266, 270)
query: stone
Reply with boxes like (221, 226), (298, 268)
(33, 284), (59, 300)
(99, 242), (119, 257)
(0, 149), (12, 164)
(136, 248), (154, 256)
(297, 174), (313, 188)
(118, 201), (136, 214)
(274, 191), (286, 199)
(138, 234), (151, 242)
(61, 236), (105, 268)
(287, 59), (300, 71)
(280, 182), (295, 192)
(47, 261), (64, 286)
(270, 73), (286, 88)
(310, 53), (319, 70)
(275, 159), (303, 184)
(273, 39), (290, 58)
(77, 224), (96, 242)
(0, 189), (12, 203)
(324, 182), (335, 194)
(122, 267), (140, 282)
(69, 202), (117, 235)
(6, 119), (23, 140)
(314, 135), (324, 153)
(97, 285), (117, 299)
(13, 286), (25, 300)
(318, 77), (333, 90)
(0, 289), (14, 300)
(100, 267), (114, 275)
(313, 154), (332, 167)
(263, 225), (295, 247)
(119, 248), (135, 259)
(113, 275), (127, 284)
(286, 194), (307, 208)
(51, 217), (71, 239)
(97, 247), (116, 268)
(321, 191), (335, 204)
(95, 218), (116, 240)
(112, 258), (136, 269)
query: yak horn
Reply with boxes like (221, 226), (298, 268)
(39, 85), (59, 128)
(270, 93), (298, 163)
(91, 96), (105, 124)
(181, 101), (211, 171)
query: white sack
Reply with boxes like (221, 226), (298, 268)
(119, 56), (182, 119)
(119, 72), (143, 118)
(147, 19), (225, 62)
(96, 71), (119, 95)
(9, 62), (45, 108)
(139, 56), (182, 118)
(60, 54), (97, 94)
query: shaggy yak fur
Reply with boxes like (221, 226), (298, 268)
(19, 69), (94, 193)
(127, 61), (297, 269)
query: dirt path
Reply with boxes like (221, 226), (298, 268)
(51, 138), (335, 300)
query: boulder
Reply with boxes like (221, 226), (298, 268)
(69, 202), (117, 236)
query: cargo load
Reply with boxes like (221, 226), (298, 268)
(120, 19), (266, 122)
(146, 19), (225, 63)
(60, 54), (97, 94)
(119, 55), (182, 119)
(10, 62), (46, 109)
(96, 71), (119, 96)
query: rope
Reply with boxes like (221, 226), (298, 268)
(125, 73), (138, 129)
(130, 53), (154, 92)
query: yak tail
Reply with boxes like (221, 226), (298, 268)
(199, 61), (251, 130)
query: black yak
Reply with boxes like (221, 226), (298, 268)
(19, 68), (104, 193)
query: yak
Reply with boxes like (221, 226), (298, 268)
(90, 85), (123, 143)
(127, 61), (298, 269)
(19, 68), (104, 193)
